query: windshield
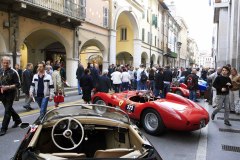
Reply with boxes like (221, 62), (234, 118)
(42, 104), (130, 124)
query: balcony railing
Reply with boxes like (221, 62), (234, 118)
(215, 0), (230, 3)
(18, 0), (86, 20)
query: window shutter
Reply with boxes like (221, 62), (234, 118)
(103, 7), (109, 28)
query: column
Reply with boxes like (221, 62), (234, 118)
(217, 8), (229, 67)
(133, 39), (142, 67)
(229, 0), (238, 67)
(109, 30), (116, 65)
(237, 1), (240, 71)
(66, 58), (78, 87)
(102, 50), (109, 71)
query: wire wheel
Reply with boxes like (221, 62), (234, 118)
(141, 109), (166, 135)
(93, 98), (107, 114)
(144, 112), (159, 131)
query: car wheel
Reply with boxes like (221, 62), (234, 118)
(141, 109), (166, 135)
(175, 90), (183, 96)
(93, 98), (107, 114)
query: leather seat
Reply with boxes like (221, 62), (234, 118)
(94, 148), (134, 158)
(121, 150), (141, 158)
(52, 153), (86, 158)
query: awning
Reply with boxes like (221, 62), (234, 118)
(163, 52), (177, 58)
(170, 52), (177, 58)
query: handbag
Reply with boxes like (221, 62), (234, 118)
(54, 93), (64, 103)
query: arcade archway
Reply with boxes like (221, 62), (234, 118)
(116, 52), (133, 66)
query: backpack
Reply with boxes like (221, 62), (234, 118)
(186, 75), (195, 90)
(140, 70), (148, 82)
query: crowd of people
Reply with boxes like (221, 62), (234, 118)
(1, 54), (239, 136)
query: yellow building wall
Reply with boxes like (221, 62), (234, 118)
(80, 51), (87, 68)
(20, 44), (28, 69)
(116, 13), (134, 56)
(0, 11), (10, 51)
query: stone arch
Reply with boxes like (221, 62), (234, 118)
(113, 7), (140, 39)
(19, 28), (70, 57)
(151, 54), (156, 66)
(80, 39), (106, 70)
(141, 52), (148, 66)
(20, 29), (69, 67)
(116, 52), (133, 66)
(157, 55), (162, 66)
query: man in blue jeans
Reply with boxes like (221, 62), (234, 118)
(76, 62), (84, 95)
(30, 62), (54, 119)
(162, 66), (173, 98)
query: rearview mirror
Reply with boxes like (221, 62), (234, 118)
(20, 123), (30, 129)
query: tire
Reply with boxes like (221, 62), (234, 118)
(175, 90), (183, 96)
(93, 98), (107, 114)
(141, 109), (166, 135)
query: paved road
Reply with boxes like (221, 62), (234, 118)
(0, 95), (240, 160)
(143, 100), (240, 160)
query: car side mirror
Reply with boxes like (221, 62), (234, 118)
(20, 123), (30, 129)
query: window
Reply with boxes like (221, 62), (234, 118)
(148, 32), (150, 44)
(103, 7), (109, 27)
(155, 36), (157, 47)
(147, 10), (149, 22)
(142, 28), (145, 42)
(150, 33), (152, 45)
(142, 11), (145, 19)
(121, 27), (127, 41)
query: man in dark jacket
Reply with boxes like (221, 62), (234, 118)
(0, 56), (22, 136)
(162, 66), (172, 98)
(22, 63), (34, 110)
(185, 69), (199, 102)
(96, 70), (111, 93)
(76, 62), (84, 95)
(154, 68), (164, 98)
(211, 66), (232, 126)
(90, 63), (100, 88)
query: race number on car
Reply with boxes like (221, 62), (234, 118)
(125, 104), (135, 112)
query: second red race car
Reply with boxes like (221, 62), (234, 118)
(171, 83), (201, 98)
(92, 90), (209, 136)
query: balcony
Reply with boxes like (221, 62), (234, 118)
(0, 0), (86, 28)
(215, 0), (230, 3)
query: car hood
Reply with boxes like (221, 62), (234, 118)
(154, 99), (205, 116)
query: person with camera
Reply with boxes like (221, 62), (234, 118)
(0, 56), (22, 136)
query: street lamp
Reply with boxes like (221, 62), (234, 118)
(177, 41), (182, 67)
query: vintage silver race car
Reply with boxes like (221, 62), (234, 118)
(13, 104), (162, 160)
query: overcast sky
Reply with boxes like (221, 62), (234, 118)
(165, 0), (214, 53)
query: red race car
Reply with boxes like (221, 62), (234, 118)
(171, 83), (200, 98)
(92, 90), (209, 136)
